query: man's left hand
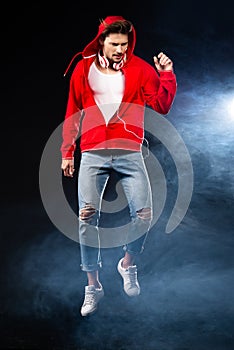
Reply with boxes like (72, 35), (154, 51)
(153, 52), (173, 72)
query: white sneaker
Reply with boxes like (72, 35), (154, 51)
(117, 258), (140, 296)
(80, 284), (104, 316)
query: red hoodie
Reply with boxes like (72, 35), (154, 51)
(61, 16), (177, 158)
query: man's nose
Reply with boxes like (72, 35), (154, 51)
(116, 45), (124, 53)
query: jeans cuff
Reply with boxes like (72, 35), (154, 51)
(80, 261), (102, 272)
(122, 244), (145, 255)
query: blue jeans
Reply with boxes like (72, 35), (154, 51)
(78, 150), (153, 272)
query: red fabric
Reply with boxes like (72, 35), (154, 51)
(61, 16), (177, 159)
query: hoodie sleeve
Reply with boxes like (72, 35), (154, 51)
(60, 63), (83, 159)
(142, 62), (177, 115)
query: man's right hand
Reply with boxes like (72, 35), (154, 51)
(61, 158), (75, 177)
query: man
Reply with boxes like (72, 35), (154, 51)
(61, 16), (177, 316)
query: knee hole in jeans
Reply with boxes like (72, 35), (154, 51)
(79, 204), (96, 222)
(136, 207), (152, 221)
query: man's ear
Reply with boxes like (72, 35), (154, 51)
(99, 38), (104, 46)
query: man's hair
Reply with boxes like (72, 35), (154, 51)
(99, 20), (133, 40)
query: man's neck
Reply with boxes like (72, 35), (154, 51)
(95, 58), (120, 75)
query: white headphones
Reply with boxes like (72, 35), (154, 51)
(98, 50), (127, 70)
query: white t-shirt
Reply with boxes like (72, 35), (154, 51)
(88, 61), (125, 125)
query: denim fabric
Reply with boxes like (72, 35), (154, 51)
(78, 150), (153, 272)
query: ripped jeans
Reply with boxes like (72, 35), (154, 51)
(78, 150), (153, 272)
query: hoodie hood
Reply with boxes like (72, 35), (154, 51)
(64, 16), (136, 76)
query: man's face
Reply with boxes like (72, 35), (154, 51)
(102, 33), (128, 63)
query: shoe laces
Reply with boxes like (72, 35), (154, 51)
(84, 291), (96, 306)
(126, 269), (137, 287)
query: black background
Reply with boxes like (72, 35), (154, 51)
(1, 1), (234, 349)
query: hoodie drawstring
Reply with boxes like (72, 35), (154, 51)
(63, 51), (83, 77)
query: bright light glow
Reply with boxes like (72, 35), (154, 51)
(225, 96), (234, 118)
